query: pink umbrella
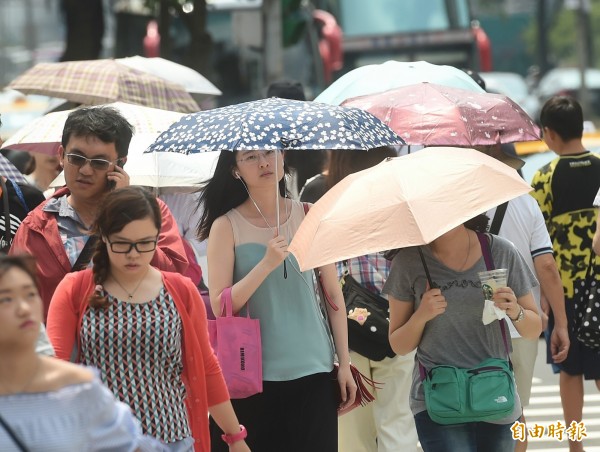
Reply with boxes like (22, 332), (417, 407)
(342, 82), (541, 146)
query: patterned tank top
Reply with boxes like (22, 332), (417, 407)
(79, 287), (191, 443)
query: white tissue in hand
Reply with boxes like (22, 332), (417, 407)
(482, 299), (507, 325)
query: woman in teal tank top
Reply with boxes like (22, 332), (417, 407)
(198, 149), (356, 452)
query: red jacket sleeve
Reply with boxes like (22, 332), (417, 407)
(151, 199), (189, 274)
(46, 272), (81, 361)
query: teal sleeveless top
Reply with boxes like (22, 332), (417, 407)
(225, 201), (334, 381)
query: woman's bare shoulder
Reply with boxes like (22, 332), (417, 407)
(41, 356), (94, 390)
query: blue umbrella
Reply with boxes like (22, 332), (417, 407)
(146, 97), (405, 154)
(146, 97), (404, 277)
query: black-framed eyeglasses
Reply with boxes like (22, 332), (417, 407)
(66, 153), (121, 171)
(108, 237), (158, 254)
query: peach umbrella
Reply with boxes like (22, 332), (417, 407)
(289, 147), (532, 271)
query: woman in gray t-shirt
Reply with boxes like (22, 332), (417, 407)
(383, 216), (541, 452)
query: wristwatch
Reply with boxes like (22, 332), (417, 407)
(221, 425), (247, 445)
(511, 305), (525, 323)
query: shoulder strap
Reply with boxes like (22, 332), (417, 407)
(476, 232), (495, 270)
(303, 201), (338, 311)
(7, 179), (29, 213)
(0, 178), (11, 249)
(489, 201), (509, 235)
(476, 232), (511, 362)
(0, 414), (28, 451)
(71, 235), (99, 272)
(418, 232), (511, 379)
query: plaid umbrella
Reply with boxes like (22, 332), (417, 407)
(8, 60), (200, 113)
(1, 102), (184, 156)
(0, 154), (27, 184)
(147, 97), (405, 155)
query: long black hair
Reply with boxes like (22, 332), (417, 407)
(196, 150), (289, 241)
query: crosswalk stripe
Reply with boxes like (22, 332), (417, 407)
(531, 384), (560, 393)
(527, 405), (600, 416)
(529, 394), (600, 404)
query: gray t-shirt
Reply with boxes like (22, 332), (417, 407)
(383, 233), (538, 423)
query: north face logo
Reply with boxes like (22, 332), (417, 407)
(494, 396), (508, 404)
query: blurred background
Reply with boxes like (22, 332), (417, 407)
(1, 0), (599, 176)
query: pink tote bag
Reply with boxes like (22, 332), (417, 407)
(208, 288), (263, 399)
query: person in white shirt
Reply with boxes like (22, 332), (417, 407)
(481, 144), (569, 452)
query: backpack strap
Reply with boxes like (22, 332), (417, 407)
(71, 235), (99, 272)
(489, 201), (509, 235)
(7, 179), (29, 213)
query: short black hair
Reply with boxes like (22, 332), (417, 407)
(61, 106), (134, 158)
(540, 96), (583, 141)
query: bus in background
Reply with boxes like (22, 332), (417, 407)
(143, 2), (343, 106)
(314, 0), (492, 77)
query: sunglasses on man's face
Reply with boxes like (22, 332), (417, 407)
(65, 153), (121, 171)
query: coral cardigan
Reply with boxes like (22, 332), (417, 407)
(46, 269), (229, 452)
(10, 187), (189, 321)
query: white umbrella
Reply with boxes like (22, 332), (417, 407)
(117, 56), (222, 98)
(1, 102), (184, 156)
(50, 133), (220, 193)
(315, 60), (486, 106)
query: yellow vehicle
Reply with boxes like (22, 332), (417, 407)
(515, 132), (600, 156)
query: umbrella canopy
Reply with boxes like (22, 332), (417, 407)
(342, 83), (541, 146)
(117, 56), (222, 98)
(146, 97), (405, 155)
(1, 102), (184, 156)
(50, 133), (220, 193)
(8, 60), (200, 113)
(288, 147), (532, 271)
(315, 60), (485, 106)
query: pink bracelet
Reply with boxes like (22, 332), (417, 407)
(221, 425), (247, 445)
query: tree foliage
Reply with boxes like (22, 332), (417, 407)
(523, 0), (600, 68)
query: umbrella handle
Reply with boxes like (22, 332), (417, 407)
(274, 153), (288, 279)
(418, 247), (435, 288)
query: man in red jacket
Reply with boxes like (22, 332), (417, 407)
(10, 106), (188, 319)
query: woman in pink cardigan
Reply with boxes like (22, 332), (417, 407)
(47, 187), (249, 452)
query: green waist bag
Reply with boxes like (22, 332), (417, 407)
(419, 356), (515, 425)
(417, 232), (516, 425)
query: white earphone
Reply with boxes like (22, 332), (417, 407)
(234, 171), (240, 179)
